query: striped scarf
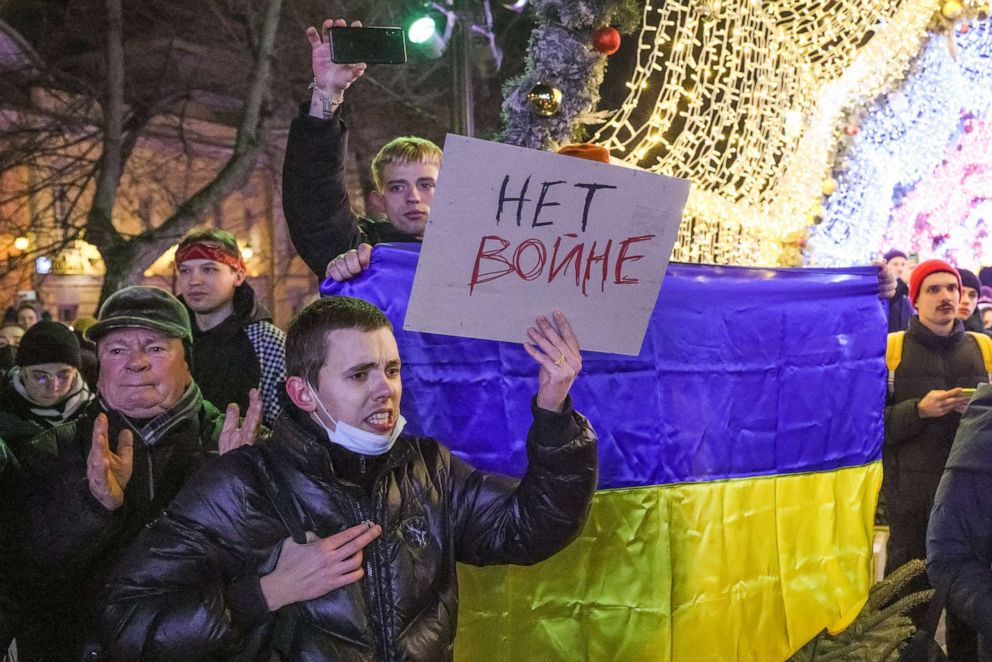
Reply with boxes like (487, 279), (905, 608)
(102, 381), (203, 447)
(10, 367), (92, 425)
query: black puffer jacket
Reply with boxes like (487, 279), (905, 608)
(100, 400), (598, 661)
(928, 383), (992, 660)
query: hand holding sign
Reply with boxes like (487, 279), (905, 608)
(405, 136), (690, 355)
(524, 310), (581, 413)
(326, 244), (373, 281)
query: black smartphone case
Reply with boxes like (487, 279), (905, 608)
(330, 27), (407, 65)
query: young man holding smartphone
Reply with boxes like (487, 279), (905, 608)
(282, 18), (442, 283)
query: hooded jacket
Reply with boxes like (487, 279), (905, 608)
(887, 278), (915, 333)
(182, 282), (286, 426)
(99, 400), (598, 661)
(928, 383), (992, 659)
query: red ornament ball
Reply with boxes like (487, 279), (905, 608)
(593, 26), (621, 55)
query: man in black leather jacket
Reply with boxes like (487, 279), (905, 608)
(99, 295), (598, 661)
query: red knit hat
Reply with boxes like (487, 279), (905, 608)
(909, 259), (962, 304)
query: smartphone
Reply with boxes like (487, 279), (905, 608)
(960, 387), (977, 397)
(330, 26), (407, 65)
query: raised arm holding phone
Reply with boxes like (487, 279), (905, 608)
(283, 18), (442, 282)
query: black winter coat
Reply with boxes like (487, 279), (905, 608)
(928, 382), (992, 660)
(181, 282), (287, 426)
(0, 398), (225, 660)
(883, 318), (987, 514)
(282, 108), (420, 278)
(0, 369), (91, 451)
(99, 401), (598, 661)
(886, 279), (914, 333)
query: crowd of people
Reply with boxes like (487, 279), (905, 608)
(878, 249), (992, 660)
(0, 18), (597, 661)
(880, 256), (992, 659)
(0, 14), (990, 662)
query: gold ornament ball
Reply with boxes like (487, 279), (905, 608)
(822, 178), (838, 196)
(527, 83), (563, 118)
(942, 0), (963, 20)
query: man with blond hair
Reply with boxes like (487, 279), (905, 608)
(282, 17), (441, 282)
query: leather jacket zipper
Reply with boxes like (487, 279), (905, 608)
(147, 452), (155, 502)
(371, 485), (391, 660)
(352, 499), (389, 659)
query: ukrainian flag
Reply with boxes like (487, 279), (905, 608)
(324, 244), (884, 661)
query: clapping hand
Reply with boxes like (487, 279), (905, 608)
(87, 413), (134, 511)
(218, 388), (263, 455)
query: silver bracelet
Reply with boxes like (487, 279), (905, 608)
(308, 78), (343, 111)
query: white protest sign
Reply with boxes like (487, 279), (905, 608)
(404, 135), (691, 355)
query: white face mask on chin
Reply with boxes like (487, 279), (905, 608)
(307, 383), (405, 456)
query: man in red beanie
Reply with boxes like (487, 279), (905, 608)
(884, 258), (989, 661)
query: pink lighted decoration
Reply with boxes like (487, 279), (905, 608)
(884, 118), (992, 266)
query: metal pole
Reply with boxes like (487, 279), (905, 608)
(450, 0), (474, 137)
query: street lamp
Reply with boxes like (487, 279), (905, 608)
(408, 16), (437, 44)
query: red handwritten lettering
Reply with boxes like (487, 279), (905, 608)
(614, 235), (655, 284)
(549, 234), (583, 287)
(469, 235), (513, 294)
(468, 233), (656, 297)
(513, 239), (547, 280)
(582, 240), (612, 296)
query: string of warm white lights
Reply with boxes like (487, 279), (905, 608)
(592, 0), (952, 266)
(810, 21), (992, 266)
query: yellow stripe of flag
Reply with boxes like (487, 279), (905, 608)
(456, 462), (882, 661)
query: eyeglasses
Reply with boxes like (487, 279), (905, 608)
(24, 369), (76, 389)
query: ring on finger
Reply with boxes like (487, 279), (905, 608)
(554, 353), (566, 367)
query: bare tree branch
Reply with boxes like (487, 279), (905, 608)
(84, 0), (126, 259)
(96, 0), (284, 300)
